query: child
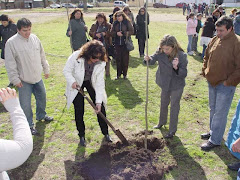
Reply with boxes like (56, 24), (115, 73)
(186, 13), (197, 55)
(144, 35), (188, 138)
(192, 13), (203, 55)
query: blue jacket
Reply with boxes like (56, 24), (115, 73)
(234, 15), (240, 36)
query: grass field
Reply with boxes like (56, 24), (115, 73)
(0, 8), (240, 179)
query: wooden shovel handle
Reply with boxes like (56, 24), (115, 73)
(77, 88), (117, 132)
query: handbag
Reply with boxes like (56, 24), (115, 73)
(125, 36), (134, 51)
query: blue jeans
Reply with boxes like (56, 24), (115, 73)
(18, 80), (47, 127)
(202, 44), (207, 59)
(208, 82), (236, 145)
(187, 35), (193, 53)
(238, 169), (240, 180)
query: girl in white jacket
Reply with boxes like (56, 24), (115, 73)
(63, 40), (112, 146)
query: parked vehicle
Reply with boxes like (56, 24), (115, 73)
(62, 3), (77, 8)
(114, 1), (128, 7)
(153, 3), (169, 8)
(176, 2), (186, 8)
(50, 3), (61, 8)
(78, 3), (93, 8)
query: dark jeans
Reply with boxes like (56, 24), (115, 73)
(138, 38), (145, 56)
(73, 80), (108, 137)
(115, 45), (129, 77)
(192, 35), (198, 52)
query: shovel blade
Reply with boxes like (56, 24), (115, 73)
(115, 129), (129, 145)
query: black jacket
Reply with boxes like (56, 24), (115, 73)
(201, 19), (215, 38)
(136, 13), (149, 39)
(0, 22), (17, 59)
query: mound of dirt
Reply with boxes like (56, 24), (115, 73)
(77, 135), (171, 180)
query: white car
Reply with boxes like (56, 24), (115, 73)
(50, 3), (61, 8)
(114, 1), (128, 7)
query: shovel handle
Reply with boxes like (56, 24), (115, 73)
(77, 88), (117, 132)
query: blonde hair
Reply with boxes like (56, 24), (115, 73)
(159, 35), (184, 60)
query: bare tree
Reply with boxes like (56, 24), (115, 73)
(83, 0), (87, 11)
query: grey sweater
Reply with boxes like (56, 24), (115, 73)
(148, 50), (188, 91)
(66, 19), (87, 51)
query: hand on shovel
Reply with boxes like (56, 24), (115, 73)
(95, 103), (101, 114)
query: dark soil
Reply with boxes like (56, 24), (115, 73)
(183, 93), (197, 101)
(77, 134), (172, 180)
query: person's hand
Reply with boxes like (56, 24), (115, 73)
(72, 82), (79, 89)
(232, 138), (240, 153)
(16, 82), (23, 88)
(68, 30), (72, 36)
(0, 87), (17, 104)
(223, 81), (227, 86)
(96, 33), (101, 38)
(95, 103), (101, 114)
(172, 58), (179, 70)
(84, 26), (88, 32)
(144, 55), (151, 61)
(45, 74), (49, 79)
(117, 31), (123, 37)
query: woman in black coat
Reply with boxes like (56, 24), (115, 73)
(136, 7), (149, 57)
(0, 14), (17, 59)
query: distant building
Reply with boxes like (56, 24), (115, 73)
(0, 0), (49, 9)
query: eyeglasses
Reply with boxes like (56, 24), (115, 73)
(92, 55), (101, 59)
(116, 14), (122, 17)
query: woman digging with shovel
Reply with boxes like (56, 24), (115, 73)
(63, 40), (112, 146)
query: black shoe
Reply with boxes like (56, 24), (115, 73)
(123, 76), (127, 80)
(201, 141), (219, 151)
(228, 162), (240, 171)
(201, 132), (211, 140)
(80, 137), (86, 147)
(164, 132), (175, 139)
(105, 134), (112, 143)
(153, 125), (163, 129)
(44, 115), (54, 122)
(30, 127), (38, 135)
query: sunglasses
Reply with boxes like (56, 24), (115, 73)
(116, 14), (122, 17)
(92, 55), (101, 59)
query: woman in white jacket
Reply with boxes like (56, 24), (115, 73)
(63, 40), (111, 146)
(0, 88), (33, 180)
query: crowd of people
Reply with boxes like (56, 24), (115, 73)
(0, 4), (240, 179)
(186, 4), (240, 58)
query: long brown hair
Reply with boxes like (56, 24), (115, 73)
(95, 13), (107, 26)
(78, 40), (107, 62)
(70, 8), (84, 21)
(113, 10), (130, 22)
(159, 35), (184, 60)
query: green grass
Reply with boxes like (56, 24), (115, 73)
(0, 8), (240, 179)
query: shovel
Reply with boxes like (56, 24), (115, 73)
(77, 88), (129, 145)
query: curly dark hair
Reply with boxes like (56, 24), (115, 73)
(78, 40), (107, 62)
(70, 8), (84, 21)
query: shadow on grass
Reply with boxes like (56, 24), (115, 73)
(105, 77), (143, 109)
(160, 128), (207, 179)
(110, 55), (157, 72)
(8, 121), (46, 180)
(191, 54), (203, 63)
(64, 143), (86, 180)
(213, 140), (238, 179)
